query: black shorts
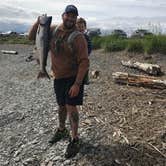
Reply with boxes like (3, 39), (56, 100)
(54, 77), (84, 106)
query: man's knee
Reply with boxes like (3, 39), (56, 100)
(59, 105), (66, 112)
(66, 105), (79, 121)
(66, 105), (78, 116)
(66, 104), (77, 112)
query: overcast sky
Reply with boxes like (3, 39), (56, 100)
(0, 0), (166, 32)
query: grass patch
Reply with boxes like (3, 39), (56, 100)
(92, 34), (166, 55)
(0, 35), (33, 45)
(1, 34), (166, 55)
(91, 36), (103, 49)
(92, 35), (127, 52)
(127, 39), (144, 53)
(103, 39), (127, 52)
(146, 35), (166, 55)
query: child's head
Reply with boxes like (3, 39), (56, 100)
(76, 17), (87, 33)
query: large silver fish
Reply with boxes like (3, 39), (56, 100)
(35, 14), (52, 79)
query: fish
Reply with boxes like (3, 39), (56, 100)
(35, 14), (52, 79)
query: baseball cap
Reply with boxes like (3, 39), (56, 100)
(64, 5), (78, 16)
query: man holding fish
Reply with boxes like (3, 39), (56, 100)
(29, 5), (89, 158)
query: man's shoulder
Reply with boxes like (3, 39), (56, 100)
(50, 25), (58, 32)
(68, 30), (83, 42)
(50, 25), (63, 38)
(70, 30), (82, 38)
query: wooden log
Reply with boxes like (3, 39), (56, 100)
(1, 50), (18, 54)
(91, 70), (100, 79)
(121, 60), (162, 76)
(112, 72), (166, 89)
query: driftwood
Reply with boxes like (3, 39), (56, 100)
(112, 72), (166, 89)
(121, 60), (162, 76)
(1, 50), (18, 54)
(91, 70), (100, 79)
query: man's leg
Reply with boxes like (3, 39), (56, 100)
(66, 104), (79, 139)
(58, 105), (67, 130)
(49, 105), (69, 144)
(65, 104), (80, 158)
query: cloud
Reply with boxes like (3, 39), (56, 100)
(0, 0), (166, 33)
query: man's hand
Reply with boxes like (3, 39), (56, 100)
(37, 16), (40, 24)
(37, 71), (50, 80)
(68, 84), (80, 98)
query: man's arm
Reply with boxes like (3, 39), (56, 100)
(28, 19), (39, 41)
(28, 16), (56, 41)
(74, 34), (89, 85)
(68, 34), (89, 97)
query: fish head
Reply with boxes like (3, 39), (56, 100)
(39, 14), (52, 26)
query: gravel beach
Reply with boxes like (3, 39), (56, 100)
(0, 44), (166, 166)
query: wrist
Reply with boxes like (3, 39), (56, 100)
(74, 81), (82, 87)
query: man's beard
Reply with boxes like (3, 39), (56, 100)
(64, 20), (75, 29)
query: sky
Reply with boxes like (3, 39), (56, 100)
(0, 0), (166, 34)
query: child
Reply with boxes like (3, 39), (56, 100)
(76, 17), (92, 84)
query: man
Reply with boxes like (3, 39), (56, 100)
(29, 5), (89, 158)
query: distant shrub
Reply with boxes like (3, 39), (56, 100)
(127, 40), (144, 53)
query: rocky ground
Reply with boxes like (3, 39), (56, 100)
(0, 44), (166, 166)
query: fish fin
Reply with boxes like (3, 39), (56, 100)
(37, 71), (50, 80)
